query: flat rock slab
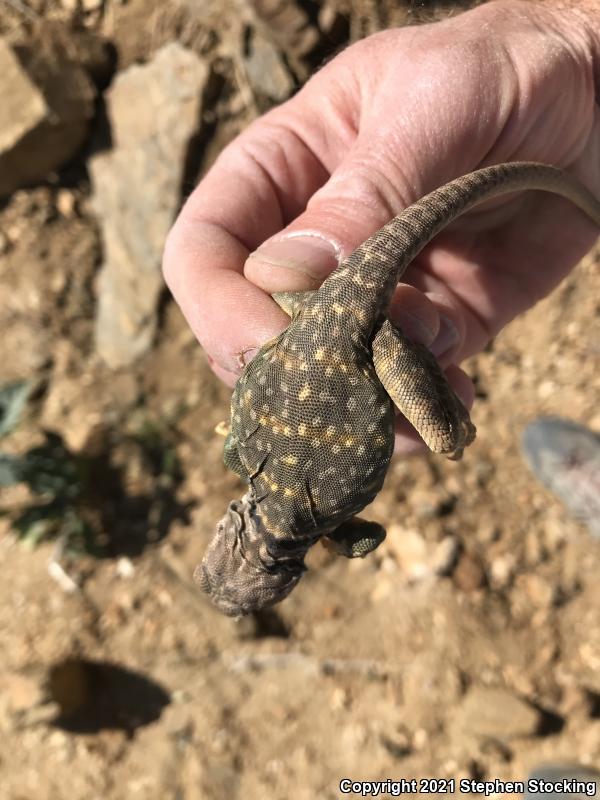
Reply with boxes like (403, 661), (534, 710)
(244, 30), (294, 101)
(454, 686), (541, 740)
(91, 43), (209, 368)
(0, 31), (95, 197)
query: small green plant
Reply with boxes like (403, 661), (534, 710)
(0, 431), (102, 555)
(0, 380), (100, 554)
(0, 380), (31, 437)
(0, 391), (187, 558)
(0, 377), (186, 556)
(130, 416), (182, 489)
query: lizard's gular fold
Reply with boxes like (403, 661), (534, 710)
(195, 493), (306, 617)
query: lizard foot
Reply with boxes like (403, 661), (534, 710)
(372, 318), (476, 459)
(323, 517), (386, 558)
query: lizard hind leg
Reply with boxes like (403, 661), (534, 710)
(372, 318), (476, 460)
(323, 517), (387, 558)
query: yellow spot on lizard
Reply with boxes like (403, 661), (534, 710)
(298, 384), (311, 401)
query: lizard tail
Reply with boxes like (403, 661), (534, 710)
(318, 162), (600, 334)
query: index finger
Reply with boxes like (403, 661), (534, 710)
(162, 99), (347, 379)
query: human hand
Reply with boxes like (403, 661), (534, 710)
(163, 0), (600, 454)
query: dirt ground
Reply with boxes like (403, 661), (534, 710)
(1, 1), (599, 798)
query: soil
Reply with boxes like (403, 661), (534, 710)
(0, 1), (599, 798)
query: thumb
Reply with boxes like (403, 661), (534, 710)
(244, 152), (420, 294)
(243, 153), (459, 351)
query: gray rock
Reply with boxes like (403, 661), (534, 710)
(522, 417), (600, 537)
(455, 686), (541, 739)
(244, 31), (294, 102)
(91, 43), (208, 368)
(526, 765), (600, 799)
(0, 34), (95, 197)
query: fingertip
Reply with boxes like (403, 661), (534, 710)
(388, 284), (440, 346)
(207, 355), (242, 389)
(244, 232), (341, 293)
(394, 426), (429, 456)
(445, 364), (475, 409)
(425, 292), (467, 364)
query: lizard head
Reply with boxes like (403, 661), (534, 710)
(195, 494), (305, 617)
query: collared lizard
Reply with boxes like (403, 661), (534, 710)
(195, 162), (600, 616)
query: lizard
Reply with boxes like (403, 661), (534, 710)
(195, 162), (600, 617)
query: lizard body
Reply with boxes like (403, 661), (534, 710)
(196, 162), (600, 616)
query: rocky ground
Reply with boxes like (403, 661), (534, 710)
(0, 1), (599, 798)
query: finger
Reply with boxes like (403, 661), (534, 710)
(388, 285), (440, 346)
(206, 355), (243, 389)
(403, 251), (486, 365)
(163, 104), (344, 374)
(242, 25), (505, 297)
(390, 279), (467, 365)
(244, 146), (421, 293)
(163, 217), (288, 375)
(163, 51), (365, 375)
(203, 277), (466, 392)
(422, 290), (466, 365)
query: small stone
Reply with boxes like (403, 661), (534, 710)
(479, 738), (512, 761)
(522, 417), (600, 537)
(6, 222), (23, 245)
(455, 686), (541, 739)
(1, 672), (43, 711)
(413, 728), (428, 749)
(380, 727), (411, 758)
(453, 551), (486, 592)
(0, 317), (49, 378)
(379, 556), (397, 574)
(489, 554), (516, 589)
(522, 574), (555, 608)
(442, 759), (459, 775)
(244, 31), (294, 102)
(247, 0), (319, 61)
(409, 487), (441, 518)
(524, 530), (545, 567)
(91, 43), (209, 367)
(478, 521), (500, 543)
(525, 765), (600, 799)
(56, 189), (77, 217)
(318, 3), (345, 37)
(48, 729), (69, 748)
(330, 687), (349, 711)
(116, 557), (135, 578)
(590, 411), (600, 431)
(341, 723), (369, 754)
(370, 576), (394, 603)
(384, 525), (429, 581)
(0, 31), (95, 197)
(537, 380), (556, 398)
(430, 535), (460, 576)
